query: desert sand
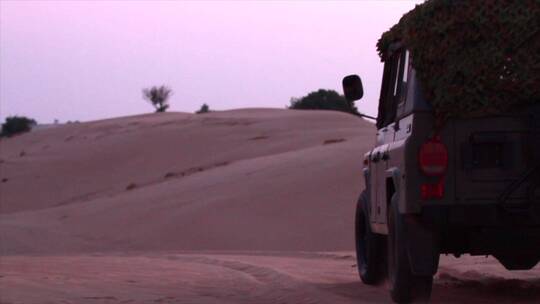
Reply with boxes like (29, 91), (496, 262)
(0, 108), (538, 303)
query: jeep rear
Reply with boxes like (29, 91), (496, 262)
(343, 46), (540, 303)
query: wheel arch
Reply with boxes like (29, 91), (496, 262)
(386, 167), (440, 276)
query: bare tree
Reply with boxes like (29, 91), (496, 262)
(142, 85), (172, 113)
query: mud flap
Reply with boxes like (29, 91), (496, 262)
(404, 215), (440, 276)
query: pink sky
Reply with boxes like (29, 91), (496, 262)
(0, 1), (422, 123)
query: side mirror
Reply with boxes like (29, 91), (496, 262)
(342, 75), (364, 102)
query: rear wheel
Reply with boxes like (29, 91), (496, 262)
(355, 191), (385, 285)
(387, 195), (433, 303)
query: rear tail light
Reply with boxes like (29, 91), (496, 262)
(419, 136), (448, 200)
(419, 137), (448, 176)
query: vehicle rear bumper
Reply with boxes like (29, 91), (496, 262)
(420, 204), (540, 255)
(421, 203), (540, 227)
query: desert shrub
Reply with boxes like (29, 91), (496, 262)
(1, 116), (37, 137)
(289, 89), (360, 116)
(142, 85), (172, 113)
(196, 103), (210, 114)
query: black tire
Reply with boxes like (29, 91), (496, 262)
(387, 195), (433, 303)
(355, 190), (385, 285)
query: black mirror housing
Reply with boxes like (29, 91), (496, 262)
(342, 75), (364, 102)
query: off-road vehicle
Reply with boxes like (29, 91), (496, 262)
(342, 40), (540, 303)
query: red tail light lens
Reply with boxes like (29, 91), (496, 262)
(421, 182), (444, 200)
(419, 137), (448, 176)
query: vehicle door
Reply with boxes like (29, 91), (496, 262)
(371, 50), (404, 224)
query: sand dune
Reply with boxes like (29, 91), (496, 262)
(0, 109), (374, 254)
(1, 108), (538, 303)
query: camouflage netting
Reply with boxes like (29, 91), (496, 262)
(377, 0), (540, 121)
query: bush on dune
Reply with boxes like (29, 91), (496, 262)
(1, 116), (37, 137)
(288, 89), (360, 116)
(196, 103), (210, 114)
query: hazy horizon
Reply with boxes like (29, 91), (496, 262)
(0, 1), (422, 123)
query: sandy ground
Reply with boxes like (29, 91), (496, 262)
(0, 109), (539, 303)
(1, 253), (539, 304)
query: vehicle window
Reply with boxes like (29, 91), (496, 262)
(376, 60), (393, 129)
(393, 55), (402, 97)
(393, 52), (406, 102)
(376, 50), (409, 129)
(383, 51), (404, 127)
(399, 51), (410, 105)
(403, 50), (409, 83)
